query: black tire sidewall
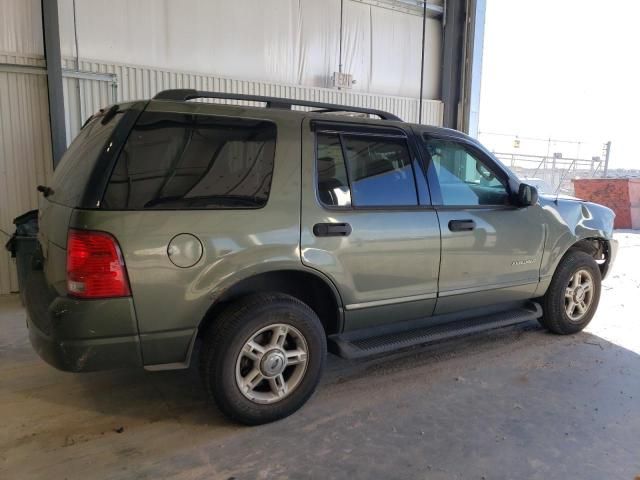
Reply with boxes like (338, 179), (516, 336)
(542, 251), (601, 334)
(204, 295), (326, 425)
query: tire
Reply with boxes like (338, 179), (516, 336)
(200, 293), (326, 425)
(539, 250), (601, 335)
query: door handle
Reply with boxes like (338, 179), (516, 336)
(313, 222), (352, 237)
(448, 219), (476, 232)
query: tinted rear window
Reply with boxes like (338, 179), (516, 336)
(49, 112), (123, 206)
(102, 112), (277, 210)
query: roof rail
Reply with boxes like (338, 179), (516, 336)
(152, 89), (402, 121)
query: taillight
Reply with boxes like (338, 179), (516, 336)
(66, 229), (131, 298)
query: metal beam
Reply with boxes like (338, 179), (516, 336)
(0, 64), (117, 85)
(41, 0), (67, 168)
(0, 63), (47, 75)
(62, 69), (116, 83)
(440, 0), (466, 130)
(603, 141), (611, 178)
(461, 0), (486, 137)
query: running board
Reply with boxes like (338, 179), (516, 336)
(328, 302), (542, 360)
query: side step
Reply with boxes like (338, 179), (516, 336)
(328, 302), (542, 360)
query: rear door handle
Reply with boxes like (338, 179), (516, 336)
(313, 223), (352, 237)
(448, 219), (476, 232)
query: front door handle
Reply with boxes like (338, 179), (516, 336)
(313, 222), (352, 237)
(448, 219), (476, 232)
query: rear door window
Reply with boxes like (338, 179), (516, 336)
(316, 132), (418, 208)
(317, 133), (351, 207)
(102, 112), (277, 210)
(342, 135), (417, 207)
(49, 111), (123, 206)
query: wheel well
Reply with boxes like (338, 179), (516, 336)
(198, 270), (342, 339)
(566, 237), (610, 276)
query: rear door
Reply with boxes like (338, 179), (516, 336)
(415, 129), (545, 315)
(300, 118), (441, 332)
(38, 109), (127, 295)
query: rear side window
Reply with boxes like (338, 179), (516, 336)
(49, 112), (123, 206)
(316, 132), (418, 208)
(102, 112), (276, 210)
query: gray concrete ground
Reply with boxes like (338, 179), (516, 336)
(1, 231), (639, 480)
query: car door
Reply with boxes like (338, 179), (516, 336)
(415, 129), (546, 315)
(300, 118), (441, 332)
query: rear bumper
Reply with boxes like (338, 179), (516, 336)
(27, 314), (142, 372)
(24, 269), (142, 372)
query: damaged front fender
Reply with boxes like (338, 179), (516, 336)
(538, 195), (617, 286)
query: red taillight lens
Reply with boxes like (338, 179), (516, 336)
(66, 229), (131, 298)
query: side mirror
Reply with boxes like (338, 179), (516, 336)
(517, 183), (538, 207)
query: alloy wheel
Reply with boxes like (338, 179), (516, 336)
(235, 323), (309, 404)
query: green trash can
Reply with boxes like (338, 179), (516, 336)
(5, 210), (39, 305)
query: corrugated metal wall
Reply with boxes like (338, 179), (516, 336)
(0, 0), (48, 294)
(0, 54), (54, 294)
(61, 57), (443, 141)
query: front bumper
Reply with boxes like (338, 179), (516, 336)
(602, 238), (619, 280)
(25, 269), (142, 372)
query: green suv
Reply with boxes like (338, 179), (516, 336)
(16, 90), (617, 424)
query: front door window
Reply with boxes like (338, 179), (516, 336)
(423, 138), (509, 206)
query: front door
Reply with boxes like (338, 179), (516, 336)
(300, 118), (441, 332)
(416, 130), (546, 315)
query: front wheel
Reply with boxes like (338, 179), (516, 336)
(200, 293), (326, 425)
(539, 250), (601, 334)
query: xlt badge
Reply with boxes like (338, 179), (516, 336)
(512, 259), (536, 266)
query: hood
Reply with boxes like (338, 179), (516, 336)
(538, 193), (615, 217)
(539, 192), (582, 202)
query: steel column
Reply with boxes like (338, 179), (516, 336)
(462, 0), (486, 138)
(418, 0), (427, 124)
(440, 0), (466, 129)
(41, 0), (67, 168)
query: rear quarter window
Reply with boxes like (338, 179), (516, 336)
(102, 112), (277, 210)
(49, 112), (123, 206)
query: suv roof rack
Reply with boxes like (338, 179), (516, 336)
(153, 89), (402, 121)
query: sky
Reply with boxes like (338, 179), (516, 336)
(478, 0), (640, 169)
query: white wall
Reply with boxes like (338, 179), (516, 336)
(57, 0), (442, 99)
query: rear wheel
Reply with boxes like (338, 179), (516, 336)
(539, 250), (601, 334)
(200, 293), (326, 425)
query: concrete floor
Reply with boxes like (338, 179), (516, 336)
(1, 232), (639, 480)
